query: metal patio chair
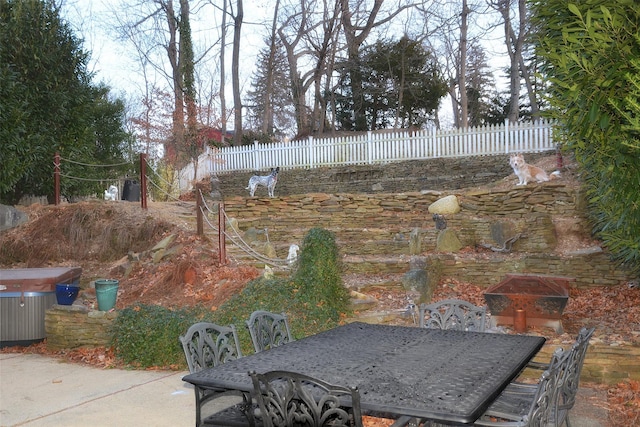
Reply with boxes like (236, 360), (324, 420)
(418, 299), (487, 332)
(246, 310), (294, 353)
(249, 370), (364, 427)
(472, 347), (569, 426)
(498, 327), (596, 427)
(392, 349), (569, 427)
(180, 322), (258, 427)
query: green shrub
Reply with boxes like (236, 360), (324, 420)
(111, 228), (353, 367)
(111, 304), (207, 369)
(214, 227), (351, 349)
(292, 227), (351, 325)
(212, 276), (297, 355)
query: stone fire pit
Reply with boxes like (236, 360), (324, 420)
(484, 274), (573, 333)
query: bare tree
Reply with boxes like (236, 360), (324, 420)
(459, 0), (469, 127)
(262, 0), (282, 135)
(305, 0), (342, 134)
(489, 0), (539, 122)
(418, 0), (488, 128)
(220, 0), (228, 143)
(231, 0), (243, 146)
(111, 0), (190, 163)
(277, 0), (315, 136)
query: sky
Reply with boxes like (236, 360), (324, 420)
(60, 1), (511, 131)
(61, 0), (272, 100)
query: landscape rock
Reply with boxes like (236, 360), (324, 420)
(409, 228), (421, 255)
(436, 229), (463, 252)
(0, 204), (28, 231)
(428, 195), (461, 214)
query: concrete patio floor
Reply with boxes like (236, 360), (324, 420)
(0, 353), (609, 427)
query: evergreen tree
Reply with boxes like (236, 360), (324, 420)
(465, 44), (497, 127)
(334, 36), (447, 131)
(245, 38), (294, 141)
(0, 0), (129, 204)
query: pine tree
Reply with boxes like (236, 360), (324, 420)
(245, 37), (294, 140)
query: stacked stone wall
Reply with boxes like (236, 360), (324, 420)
(45, 305), (116, 350)
(213, 153), (552, 197)
(523, 338), (640, 385)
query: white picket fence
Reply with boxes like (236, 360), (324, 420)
(179, 119), (557, 190)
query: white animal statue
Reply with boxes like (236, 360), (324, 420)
(286, 244), (300, 265)
(104, 185), (119, 201)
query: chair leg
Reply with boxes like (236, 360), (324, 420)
(194, 386), (203, 427)
(390, 416), (421, 427)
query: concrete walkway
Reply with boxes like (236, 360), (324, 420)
(0, 353), (193, 427)
(0, 353), (609, 427)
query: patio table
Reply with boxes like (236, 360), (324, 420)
(182, 322), (545, 425)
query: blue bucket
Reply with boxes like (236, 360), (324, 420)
(55, 284), (80, 305)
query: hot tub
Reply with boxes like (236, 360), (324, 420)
(0, 267), (82, 346)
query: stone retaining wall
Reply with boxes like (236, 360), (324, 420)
(530, 339), (640, 385)
(45, 305), (117, 350)
(219, 185), (634, 289)
(213, 153), (552, 197)
(428, 252), (631, 289)
(43, 153), (640, 384)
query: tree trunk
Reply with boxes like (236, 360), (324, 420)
(165, 0), (184, 163)
(263, 0), (281, 135)
(220, 0), (227, 144)
(232, 0), (243, 146)
(180, 0), (198, 181)
(459, 0), (469, 128)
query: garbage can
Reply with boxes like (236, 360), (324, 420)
(122, 179), (140, 202)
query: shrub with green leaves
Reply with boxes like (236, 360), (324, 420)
(111, 227), (353, 368)
(292, 227), (351, 324)
(111, 304), (207, 369)
(530, 0), (640, 275)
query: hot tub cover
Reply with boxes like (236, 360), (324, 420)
(0, 267), (83, 294)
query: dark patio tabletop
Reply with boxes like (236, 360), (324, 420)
(183, 322), (545, 424)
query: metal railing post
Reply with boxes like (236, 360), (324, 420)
(140, 153), (148, 209)
(218, 202), (226, 265)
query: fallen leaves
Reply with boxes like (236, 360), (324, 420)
(1, 342), (118, 369)
(608, 380), (640, 426)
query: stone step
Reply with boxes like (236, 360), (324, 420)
(217, 225), (435, 259)
(342, 255), (411, 274)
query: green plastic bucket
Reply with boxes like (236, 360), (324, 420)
(95, 279), (119, 311)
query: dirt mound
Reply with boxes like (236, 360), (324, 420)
(0, 200), (261, 311)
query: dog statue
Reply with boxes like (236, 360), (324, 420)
(246, 167), (280, 197)
(104, 185), (118, 201)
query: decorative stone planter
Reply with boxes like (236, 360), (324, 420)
(484, 273), (572, 333)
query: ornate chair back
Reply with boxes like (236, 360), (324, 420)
(418, 299), (487, 332)
(179, 322), (243, 373)
(558, 328), (595, 410)
(249, 370), (363, 427)
(524, 349), (569, 427)
(246, 310), (294, 353)
(477, 347), (569, 427)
